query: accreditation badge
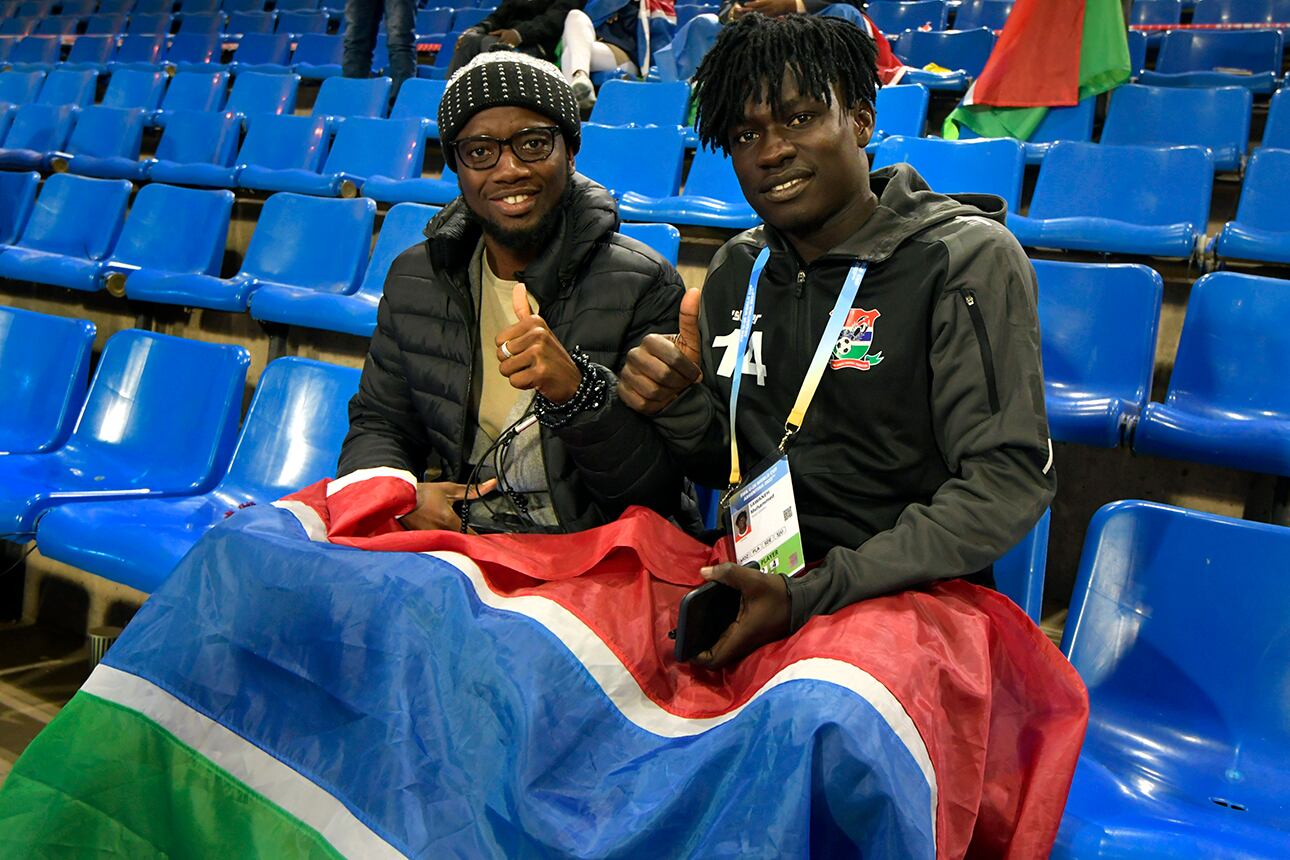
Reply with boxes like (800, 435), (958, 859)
(726, 454), (806, 577)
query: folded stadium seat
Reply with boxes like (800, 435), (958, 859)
(1100, 84), (1251, 173)
(1140, 30), (1283, 93)
(0, 19), (36, 38)
(952, 96), (1096, 165)
(125, 192), (374, 311)
(222, 0), (268, 12)
(1129, 0), (1181, 47)
(106, 34), (168, 72)
(35, 68), (96, 107)
(249, 201), (437, 336)
(244, 115), (424, 196)
(310, 74), (391, 129)
(617, 145), (758, 229)
(144, 109), (242, 183)
(35, 356), (360, 592)
(1131, 272), (1290, 474)
(100, 68), (168, 111)
(1053, 500), (1290, 860)
(32, 16), (80, 37)
(870, 135), (1024, 213)
(175, 11), (225, 36)
(3, 35), (61, 69)
(224, 9), (275, 38)
(0, 306), (94, 454)
(52, 105), (149, 178)
(866, 0), (948, 35)
(1032, 259), (1163, 447)
(1213, 148), (1290, 265)
(17, 0), (57, 17)
(993, 508), (1049, 623)
(416, 7), (454, 34)
(162, 31), (224, 71)
(275, 9), (327, 34)
(0, 69), (44, 104)
(0, 330), (249, 540)
(176, 0), (221, 15)
(291, 32), (343, 79)
(588, 79), (692, 140)
(388, 76), (445, 137)
(0, 174), (131, 289)
(0, 169), (39, 246)
(363, 160), (458, 204)
(224, 32), (293, 73)
(896, 28), (995, 91)
(952, 0), (1013, 30)
(618, 222), (680, 266)
(867, 83), (930, 151)
(0, 102), (75, 169)
(164, 111), (323, 187)
(124, 12), (173, 35)
(1008, 142), (1213, 258)
(81, 13), (128, 35)
(94, 0), (136, 15)
(57, 0), (99, 15)
(151, 68), (229, 125)
(223, 68), (298, 118)
(575, 124), (685, 201)
(1262, 85), (1289, 149)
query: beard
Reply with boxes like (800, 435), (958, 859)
(473, 165), (573, 256)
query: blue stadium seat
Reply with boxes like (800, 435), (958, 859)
(176, 0), (222, 17)
(176, 11), (225, 34)
(618, 222), (680, 267)
(34, 357), (360, 592)
(0, 105), (12, 142)
(162, 112), (324, 188)
(58, 0), (100, 15)
(0, 170), (39, 246)
(1100, 84), (1251, 172)
(388, 76), (445, 137)
(131, 0), (175, 15)
(0, 102), (75, 170)
(1132, 272), (1290, 475)
(276, 0), (320, 9)
(1214, 148), (1290, 265)
(0, 70), (45, 105)
(311, 74), (391, 128)
(36, 68), (96, 107)
(126, 192), (374, 311)
(94, 0), (135, 15)
(576, 124), (685, 200)
(152, 69), (229, 123)
(224, 69), (298, 118)
(101, 69), (168, 111)
(1192, 0), (1286, 26)
(124, 12), (173, 34)
(276, 9), (326, 34)
(618, 144), (758, 229)
(4, 35), (60, 69)
(896, 28), (995, 91)
(0, 330), (248, 539)
(160, 32), (223, 72)
(222, 0), (267, 11)
(55, 105), (149, 179)
(1130, 0), (1183, 44)
(1262, 85), (1289, 149)
(0, 174), (131, 289)
(81, 13), (127, 36)
(225, 32), (293, 73)
(414, 30), (458, 79)
(866, 0), (947, 35)
(146, 110), (243, 184)
(0, 306), (95, 455)
(993, 508), (1048, 623)
(451, 6), (489, 28)
(107, 34), (167, 71)
(588, 79), (690, 130)
(17, 0), (57, 16)
(1009, 142), (1212, 258)
(870, 83), (930, 148)
(952, 0), (1013, 30)
(59, 35), (116, 72)
(1032, 259), (1162, 447)
(953, 96), (1096, 164)
(1053, 500), (1290, 860)
(362, 160), (458, 205)
(0, 20), (34, 38)
(291, 32), (343, 79)
(224, 9), (274, 37)
(243, 116), (425, 197)
(32, 16), (79, 37)
(871, 135), (1024, 212)
(1140, 30), (1283, 92)
(416, 6), (453, 33)
(1127, 28), (1147, 77)
(249, 201), (436, 336)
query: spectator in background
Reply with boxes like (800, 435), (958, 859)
(561, 0), (676, 111)
(449, 0), (587, 75)
(343, 0), (416, 97)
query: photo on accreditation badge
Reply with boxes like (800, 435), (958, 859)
(734, 509), (751, 541)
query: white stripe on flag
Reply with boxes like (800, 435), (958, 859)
(426, 550), (939, 843)
(83, 665), (406, 860)
(325, 467), (418, 497)
(271, 500), (329, 543)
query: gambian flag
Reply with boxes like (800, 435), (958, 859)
(0, 470), (1088, 858)
(943, 0), (1131, 141)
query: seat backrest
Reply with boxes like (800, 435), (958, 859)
(101, 69), (168, 111)
(1032, 259), (1162, 414)
(37, 68), (97, 107)
(388, 76), (446, 123)
(0, 20), (35, 37)
(1029, 142), (1212, 229)
(235, 112), (327, 171)
(354, 201), (439, 298)
(1232, 146), (1290, 231)
(166, 31), (220, 64)
(109, 183), (235, 277)
(417, 7), (454, 33)
(1130, 0), (1182, 25)
(1100, 83), (1251, 162)
(225, 69), (299, 117)
(0, 170), (40, 246)
(290, 33), (342, 66)
(275, 9), (326, 33)
(321, 116), (424, 181)
(1192, 0), (1277, 24)
(312, 74), (391, 121)
(112, 33), (167, 65)
(1156, 29), (1283, 75)
(275, 0), (320, 10)
(240, 193), (375, 294)
(0, 70), (45, 105)
(94, 0), (135, 15)
(225, 9), (274, 35)
(34, 16), (79, 36)
(1162, 272), (1290, 419)
(160, 69), (230, 113)
(57, 0), (98, 15)
(66, 38), (117, 72)
(680, 144), (745, 205)
(2, 102), (76, 153)
(619, 222), (680, 266)
(222, 0), (267, 12)
(154, 109), (241, 165)
(176, 10), (224, 34)
(0, 305), (95, 454)
(9, 34), (59, 65)
(232, 31), (291, 65)
(81, 13), (126, 35)
(1064, 500), (1290, 793)
(953, 0), (1013, 30)
(130, 0), (173, 14)
(577, 124), (685, 198)
(65, 330), (249, 484)
(63, 105), (147, 159)
(993, 508), (1049, 622)
(126, 12), (172, 34)
(223, 357), (361, 496)
(901, 27), (995, 76)
(1027, 95), (1095, 145)
(176, 0), (221, 15)
(1127, 29), (1147, 76)
(1263, 86), (1289, 150)
(589, 79), (690, 128)
(452, 6), (489, 28)
(871, 135), (1024, 211)
(14, 172), (132, 260)
(867, 0), (947, 34)
(873, 83), (929, 140)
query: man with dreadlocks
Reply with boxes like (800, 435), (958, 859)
(619, 14), (1054, 668)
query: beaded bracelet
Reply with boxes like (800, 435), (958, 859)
(533, 347), (608, 428)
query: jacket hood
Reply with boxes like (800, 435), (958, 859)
(421, 172), (620, 305)
(763, 163), (1009, 265)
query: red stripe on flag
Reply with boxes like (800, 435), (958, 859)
(971, 0), (1087, 108)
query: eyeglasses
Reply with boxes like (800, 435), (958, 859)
(452, 126), (562, 171)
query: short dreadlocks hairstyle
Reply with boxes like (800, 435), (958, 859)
(691, 13), (879, 154)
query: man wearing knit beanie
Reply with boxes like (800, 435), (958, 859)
(339, 52), (699, 536)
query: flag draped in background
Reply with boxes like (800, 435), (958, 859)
(0, 473), (1087, 858)
(944, 0), (1131, 141)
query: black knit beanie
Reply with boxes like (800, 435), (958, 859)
(438, 53), (582, 171)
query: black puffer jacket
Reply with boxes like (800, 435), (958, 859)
(338, 174), (688, 532)
(475, 0), (585, 58)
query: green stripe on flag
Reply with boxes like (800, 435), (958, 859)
(0, 692), (345, 859)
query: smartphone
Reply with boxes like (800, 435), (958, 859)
(672, 580), (742, 663)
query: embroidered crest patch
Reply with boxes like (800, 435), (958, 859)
(830, 308), (884, 371)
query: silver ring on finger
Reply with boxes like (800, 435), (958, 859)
(500, 340), (513, 359)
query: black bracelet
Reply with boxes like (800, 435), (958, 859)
(533, 347), (608, 428)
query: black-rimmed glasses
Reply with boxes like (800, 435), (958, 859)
(452, 126), (561, 171)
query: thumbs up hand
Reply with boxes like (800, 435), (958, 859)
(496, 282), (583, 404)
(618, 288), (704, 416)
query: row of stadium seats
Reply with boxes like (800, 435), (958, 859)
(0, 0), (498, 16)
(1132, 0), (1290, 30)
(867, 0), (1014, 36)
